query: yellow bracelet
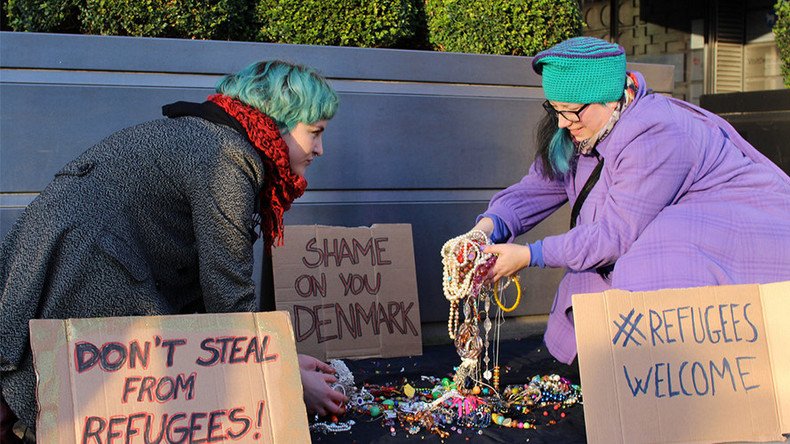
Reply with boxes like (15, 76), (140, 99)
(493, 276), (522, 312)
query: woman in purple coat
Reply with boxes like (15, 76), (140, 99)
(472, 37), (790, 365)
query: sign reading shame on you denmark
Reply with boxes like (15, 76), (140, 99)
(30, 312), (309, 444)
(574, 281), (790, 444)
(273, 224), (422, 360)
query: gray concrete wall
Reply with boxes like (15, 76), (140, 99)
(0, 32), (673, 334)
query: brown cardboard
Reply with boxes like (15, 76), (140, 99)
(573, 281), (790, 444)
(29, 311), (309, 444)
(273, 224), (422, 360)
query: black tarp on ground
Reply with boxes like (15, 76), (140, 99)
(310, 335), (586, 444)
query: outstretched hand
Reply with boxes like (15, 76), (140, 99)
(481, 243), (531, 283)
(298, 354), (348, 417)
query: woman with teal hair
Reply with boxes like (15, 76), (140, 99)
(0, 60), (345, 442)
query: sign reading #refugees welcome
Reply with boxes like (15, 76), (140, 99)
(574, 281), (790, 444)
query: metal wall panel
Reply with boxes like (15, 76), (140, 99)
(0, 32), (673, 324)
(0, 32), (541, 86)
(0, 84), (209, 191)
(0, 84), (543, 191)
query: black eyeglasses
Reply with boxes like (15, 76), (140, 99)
(542, 100), (592, 123)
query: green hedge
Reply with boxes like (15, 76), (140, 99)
(3, 0), (256, 40)
(775, 0), (790, 87)
(4, 0), (82, 33)
(81, 0), (257, 40)
(426, 0), (583, 56)
(4, 0), (579, 55)
(3, 0), (424, 48)
(256, 0), (423, 48)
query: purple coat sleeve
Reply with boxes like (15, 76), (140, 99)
(484, 160), (568, 243)
(543, 115), (695, 270)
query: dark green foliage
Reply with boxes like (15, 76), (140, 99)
(256, 0), (422, 48)
(3, 0), (257, 40)
(80, 0), (169, 36)
(4, 0), (83, 33)
(425, 0), (583, 55)
(80, 0), (258, 40)
(775, 0), (790, 87)
(3, 0), (579, 55)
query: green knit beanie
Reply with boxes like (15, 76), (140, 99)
(532, 37), (626, 104)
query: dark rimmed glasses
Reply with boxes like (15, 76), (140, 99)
(542, 100), (591, 123)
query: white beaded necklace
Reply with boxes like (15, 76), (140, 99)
(440, 230), (493, 339)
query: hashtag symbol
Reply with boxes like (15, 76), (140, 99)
(611, 308), (646, 347)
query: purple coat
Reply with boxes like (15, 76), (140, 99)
(486, 71), (790, 364)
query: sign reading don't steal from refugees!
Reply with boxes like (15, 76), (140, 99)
(30, 311), (309, 444)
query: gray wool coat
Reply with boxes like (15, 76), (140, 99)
(0, 115), (266, 428)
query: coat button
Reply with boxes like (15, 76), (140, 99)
(76, 162), (94, 176)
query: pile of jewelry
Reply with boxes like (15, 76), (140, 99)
(310, 229), (583, 439)
(310, 359), (358, 434)
(441, 229), (522, 393)
(334, 372), (581, 439)
(497, 375), (582, 427)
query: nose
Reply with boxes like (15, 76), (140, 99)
(313, 138), (324, 156)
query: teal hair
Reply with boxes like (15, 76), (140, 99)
(216, 60), (339, 133)
(548, 127), (575, 176)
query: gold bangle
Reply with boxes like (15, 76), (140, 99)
(493, 276), (522, 312)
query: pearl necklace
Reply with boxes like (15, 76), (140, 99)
(310, 419), (356, 433)
(440, 230), (493, 339)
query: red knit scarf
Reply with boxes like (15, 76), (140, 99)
(207, 94), (307, 253)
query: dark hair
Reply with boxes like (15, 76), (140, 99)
(534, 112), (569, 180)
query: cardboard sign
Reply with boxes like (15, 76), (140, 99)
(273, 224), (422, 360)
(29, 312), (309, 444)
(573, 281), (790, 444)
